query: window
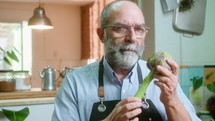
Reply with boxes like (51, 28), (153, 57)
(0, 21), (32, 71)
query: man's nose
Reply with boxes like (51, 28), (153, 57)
(125, 29), (138, 43)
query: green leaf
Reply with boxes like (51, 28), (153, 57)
(13, 47), (21, 56)
(2, 107), (30, 121)
(192, 76), (203, 90)
(3, 57), (12, 66)
(179, 0), (195, 12)
(206, 72), (214, 80)
(0, 47), (5, 51)
(6, 50), (19, 63)
(207, 81), (215, 93)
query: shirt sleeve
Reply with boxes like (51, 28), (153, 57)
(52, 75), (80, 121)
(176, 84), (202, 121)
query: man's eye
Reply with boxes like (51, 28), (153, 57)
(114, 25), (127, 32)
(134, 27), (145, 33)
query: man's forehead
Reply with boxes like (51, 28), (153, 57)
(108, 18), (145, 26)
(108, 5), (145, 25)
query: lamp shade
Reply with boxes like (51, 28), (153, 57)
(28, 7), (53, 29)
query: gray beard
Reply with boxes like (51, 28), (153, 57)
(104, 33), (144, 70)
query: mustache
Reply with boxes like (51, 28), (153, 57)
(108, 43), (138, 53)
(119, 44), (138, 53)
(108, 42), (143, 56)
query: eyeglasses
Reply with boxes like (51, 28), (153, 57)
(103, 23), (150, 38)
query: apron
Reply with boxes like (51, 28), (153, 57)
(89, 58), (163, 121)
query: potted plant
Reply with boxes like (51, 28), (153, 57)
(191, 72), (215, 94)
(0, 46), (19, 66)
(190, 72), (215, 117)
(179, 0), (195, 12)
(1, 107), (29, 121)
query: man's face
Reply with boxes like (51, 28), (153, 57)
(103, 3), (147, 70)
(104, 30), (145, 70)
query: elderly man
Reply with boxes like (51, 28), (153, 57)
(52, 1), (200, 121)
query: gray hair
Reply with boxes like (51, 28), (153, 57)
(100, 0), (137, 28)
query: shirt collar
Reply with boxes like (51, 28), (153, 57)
(103, 57), (138, 84)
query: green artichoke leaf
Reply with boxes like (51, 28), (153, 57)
(2, 107), (29, 121)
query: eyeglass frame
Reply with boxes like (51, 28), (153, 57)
(102, 22), (150, 38)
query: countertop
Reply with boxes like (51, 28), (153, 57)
(0, 88), (58, 107)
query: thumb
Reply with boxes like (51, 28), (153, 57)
(130, 117), (139, 121)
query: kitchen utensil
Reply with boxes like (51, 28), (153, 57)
(39, 66), (60, 90)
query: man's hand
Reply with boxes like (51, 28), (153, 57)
(102, 97), (142, 121)
(153, 59), (191, 121)
(153, 59), (179, 105)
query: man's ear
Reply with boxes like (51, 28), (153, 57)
(97, 28), (104, 43)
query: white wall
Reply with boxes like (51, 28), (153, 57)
(31, 3), (83, 87)
(143, 0), (215, 65)
(179, 0), (215, 65)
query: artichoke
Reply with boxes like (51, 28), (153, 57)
(135, 52), (173, 99)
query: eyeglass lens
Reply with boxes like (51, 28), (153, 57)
(105, 23), (149, 38)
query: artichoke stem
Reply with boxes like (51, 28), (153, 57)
(135, 71), (154, 99)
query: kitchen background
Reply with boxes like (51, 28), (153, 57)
(0, 0), (215, 120)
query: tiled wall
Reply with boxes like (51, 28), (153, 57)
(179, 66), (215, 111)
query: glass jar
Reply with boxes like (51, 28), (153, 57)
(13, 70), (31, 91)
(0, 70), (15, 92)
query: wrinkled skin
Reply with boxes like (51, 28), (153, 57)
(153, 59), (179, 104)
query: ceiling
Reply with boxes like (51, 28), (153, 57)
(0, 0), (96, 5)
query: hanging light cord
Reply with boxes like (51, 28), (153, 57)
(39, 0), (41, 7)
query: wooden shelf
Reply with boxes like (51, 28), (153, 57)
(0, 97), (55, 107)
(0, 88), (57, 100)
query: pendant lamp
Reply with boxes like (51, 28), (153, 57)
(28, 0), (53, 29)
